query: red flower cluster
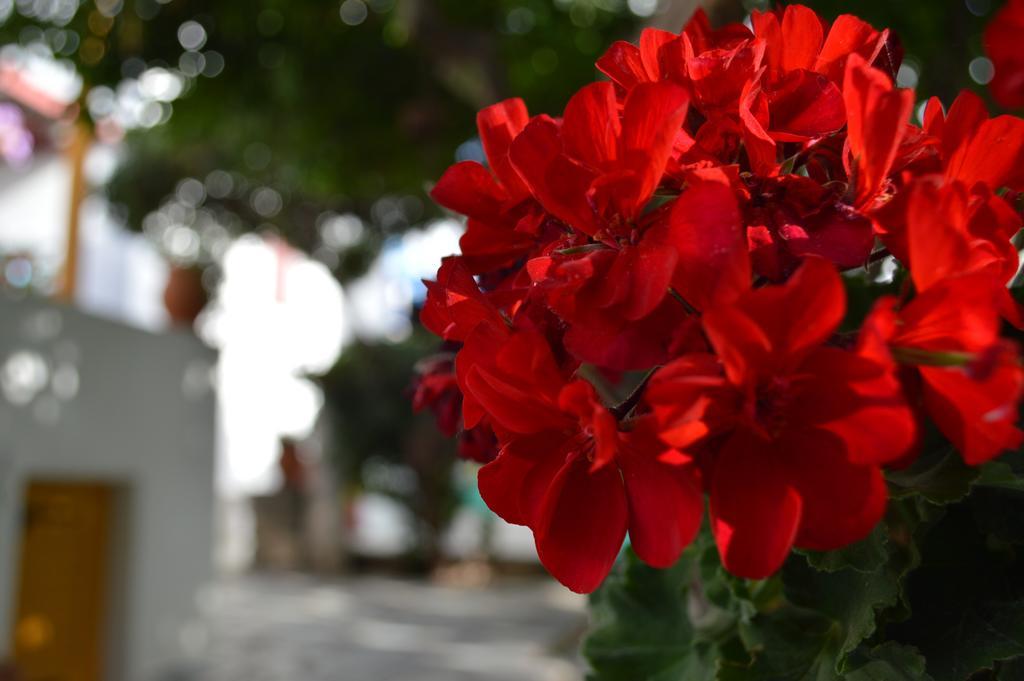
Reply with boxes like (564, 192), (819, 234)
(414, 5), (1024, 593)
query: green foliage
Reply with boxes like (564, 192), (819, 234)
(585, 448), (1024, 681)
(584, 546), (698, 681)
(0, 0), (640, 264)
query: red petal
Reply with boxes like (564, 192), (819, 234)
(465, 329), (572, 434)
(619, 430), (703, 569)
(921, 96), (944, 137)
(458, 218), (535, 274)
(431, 161), (507, 220)
(740, 77), (779, 176)
(618, 80), (690, 210)
(478, 434), (569, 527)
(420, 256), (502, 341)
(622, 241), (678, 321)
(534, 455), (629, 593)
(494, 330), (567, 397)
(946, 115), (1024, 192)
(647, 353), (735, 449)
(768, 70), (845, 141)
(893, 275), (1001, 354)
(477, 98), (531, 200)
(639, 29), (676, 81)
(792, 347), (916, 465)
(784, 429), (888, 552)
(779, 202), (874, 269)
(750, 10), (783, 81)
(816, 14), (882, 83)
(456, 322), (511, 429)
(661, 173), (747, 311)
(563, 297), (687, 372)
(754, 255), (846, 357)
(937, 90), (988, 161)
(710, 432), (802, 579)
(597, 41), (647, 91)
(563, 82), (620, 168)
(510, 116), (599, 234)
(466, 365), (567, 434)
(701, 305), (774, 387)
(921, 347), (1024, 465)
(780, 5), (824, 73)
(843, 54), (914, 207)
(688, 40), (766, 111)
(705, 257), (845, 381)
(906, 181), (972, 293)
(557, 380), (617, 470)
(478, 447), (537, 526)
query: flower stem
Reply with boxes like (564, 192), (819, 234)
(611, 368), (657, 420)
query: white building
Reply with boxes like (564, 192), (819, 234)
(0, 294), (216, 680)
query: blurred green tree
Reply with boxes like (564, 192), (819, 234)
(0, 0), (641, 278)
(319, 328), (458, 569)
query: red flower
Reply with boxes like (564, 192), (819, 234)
(410, 353), (499, 464)
(430, 99), (547, 275)
(745, 174), (874, 281)
(509, 80), (689, 238)
(411, 354), (461, 437)
(522, 169), (743, 369)
(858, 180), (1024, 464)
(469, 331), (703, 593)
(420, 256), (507, 343)
(860, 279), (1024, 466)
(985, 0), (1024, 110)
(874, 90), (1024, 263)
(904, 180), (1020, 296)
(415, 3), (1024, 592)
(842, 54), (915, 209)
(647, 258), (915, 578)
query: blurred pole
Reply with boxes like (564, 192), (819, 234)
(57, 121), (90, 303)
(650, 0), (746, 31)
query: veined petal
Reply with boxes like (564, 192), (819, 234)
(843, 54), (914, 207)
(431, 161), (507, 220)
(921, 347), (1024, 465)
(710, 431), (802, 579)
(784, 429), (888, 552)
(563, 82), (621, 168)
(534, 454), (629, 593)
(619, 429), (704, 568)
(477, 98), (531, 200)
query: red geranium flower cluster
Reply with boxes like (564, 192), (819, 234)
(413, 5), (1024, 593)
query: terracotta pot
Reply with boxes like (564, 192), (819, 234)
(162, 264), (208, 326)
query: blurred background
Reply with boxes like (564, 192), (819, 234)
(0, 0), (1002, 679)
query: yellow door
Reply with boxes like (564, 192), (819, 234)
(11, 481), (112, 681)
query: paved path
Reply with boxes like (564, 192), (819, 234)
(202, 574), (588, 681)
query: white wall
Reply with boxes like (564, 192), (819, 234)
(0, 294), (216, 680)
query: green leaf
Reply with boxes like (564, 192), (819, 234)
(644, 642), (720, 681)
(721, 610), (841, 681)
(886, 446), (978, 504)
(970, 486), (1024, 544)
(887, 504), (1024, 681)
(782, 555), (900, 667)
(844, 643), (934, 681)
(801, 525), (889, 573)
(584, 548), (697, 681)
(698, 541), (779, 624)
(974, 453), (1024, 493)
